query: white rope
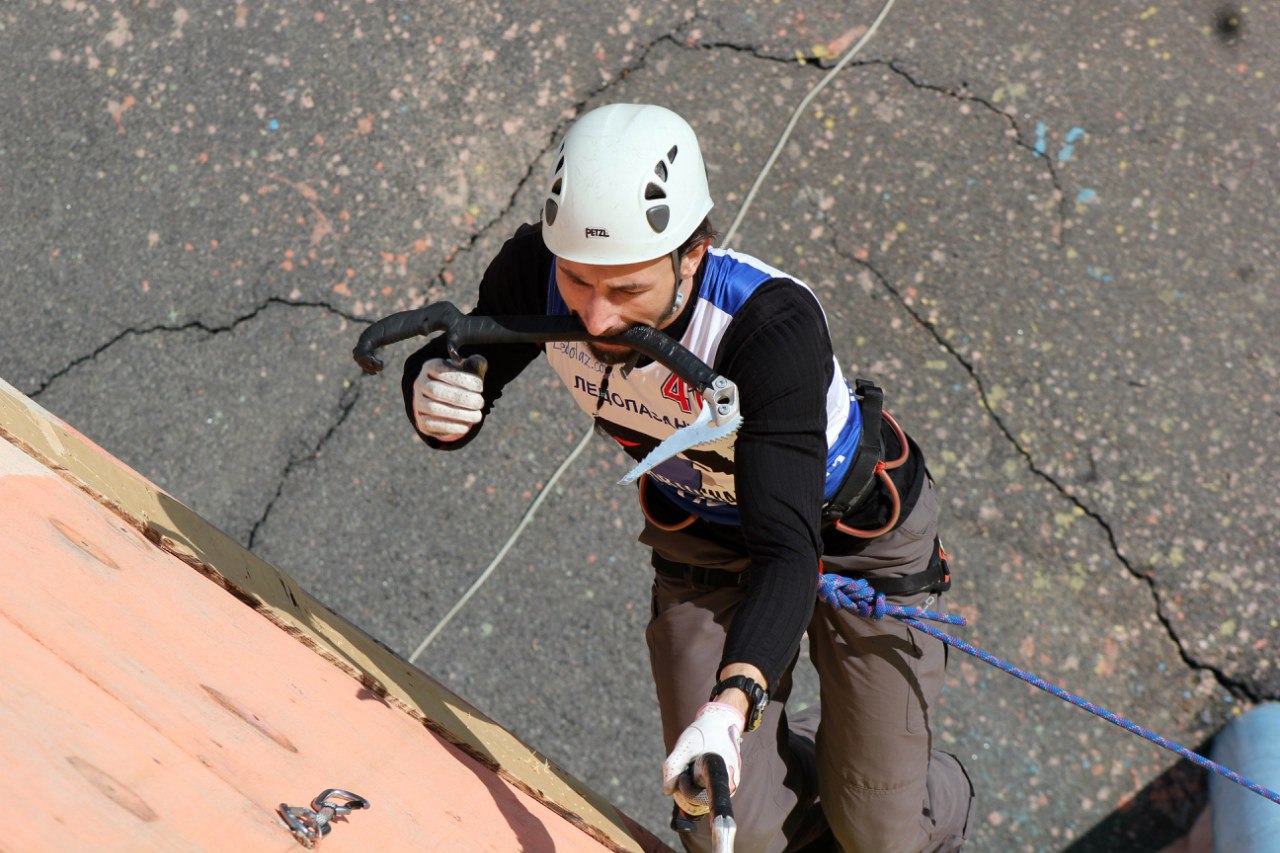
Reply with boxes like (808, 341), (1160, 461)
(408, 427), (594, 662)
(721, 0), (899, 248)
(410, 0), (898, 661)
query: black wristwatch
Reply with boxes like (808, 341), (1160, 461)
(710, 675), (769, 732)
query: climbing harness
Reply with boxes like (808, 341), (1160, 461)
(824, 535), (952, 598)
(653, 552), (748, 589)
(818, 574), (1280, 809)
(821, 379), (914, 538)
(638, 473), (699, 532)
(655, 537), (950, 597)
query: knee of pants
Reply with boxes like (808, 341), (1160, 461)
(825, 785), (931, 853)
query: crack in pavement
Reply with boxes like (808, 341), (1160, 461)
(877, 60), (1070, 244)
(33, 20), (719, 560)
(430, 24), (703, 292)
(837, 242), (1266, 703)
(675, 38), (1073, 245)
(28, 297), (373, 555)
(700, 28), (1256, 699)
(83, 305), (381, 554)
(426, 23), (1072, 297)
(247, 380), (361, 550)
(29, 296), (369, 399)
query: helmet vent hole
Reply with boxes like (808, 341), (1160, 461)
(544, 199), (559, 226)
(654, 160), (668, 181)
(555, 156), (565, 174)
(551, 177), (563, 197)
(645, 204), (670, 233)
(644, 182), (666, 201)
(668, 145), (678, 163)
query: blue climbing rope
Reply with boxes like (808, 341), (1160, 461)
(817, 573), (1280, 808)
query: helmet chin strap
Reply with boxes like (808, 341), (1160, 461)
(666, 248), (685, 318)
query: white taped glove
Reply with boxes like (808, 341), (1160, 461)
(661, 702), (744, 816)
(412, 355), (487, 441)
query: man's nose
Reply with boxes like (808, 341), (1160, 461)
(579, 297), (622, 337)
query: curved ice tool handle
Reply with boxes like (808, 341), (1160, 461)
(353, 302), (741, 482)
(671, 753), (737, 853)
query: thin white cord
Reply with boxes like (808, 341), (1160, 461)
(721, 0), (898, 248)
(408, 427), (594, 662)
(410, 0), (897, 662)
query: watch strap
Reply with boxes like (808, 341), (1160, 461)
(710, 675), (768, 732)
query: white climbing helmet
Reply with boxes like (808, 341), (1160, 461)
(541, 103), (714, 265)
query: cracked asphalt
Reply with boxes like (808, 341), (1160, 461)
(2, 2), (1276, 850)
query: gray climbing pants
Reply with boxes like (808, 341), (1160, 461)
(643, 482), (974, 853)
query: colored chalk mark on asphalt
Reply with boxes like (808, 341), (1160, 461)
(1058, 127), (1085, 162)
(1031, 124), (1085, 163)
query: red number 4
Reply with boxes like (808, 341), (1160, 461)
(661, 373), (693, 414)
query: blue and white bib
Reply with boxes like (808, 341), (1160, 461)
(544, 248), (861, 525)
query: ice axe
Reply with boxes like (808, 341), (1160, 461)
(352, 301), (742, 482)
(671, 753), (737, 853)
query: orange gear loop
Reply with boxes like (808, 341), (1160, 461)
(833, 464), (900, 538)
(641, 410), (911, 539)
(638, 474), (698, 532)
(881, 411), (909, 470)
(833, 409), (909, 539)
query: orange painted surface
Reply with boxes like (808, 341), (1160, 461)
(0, 380), (667, 853)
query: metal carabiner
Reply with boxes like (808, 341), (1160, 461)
(312, 788), (371, 815)
(279, 789), (370, 848)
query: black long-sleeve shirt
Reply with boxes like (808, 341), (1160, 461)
(404, 224), (855, 687)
